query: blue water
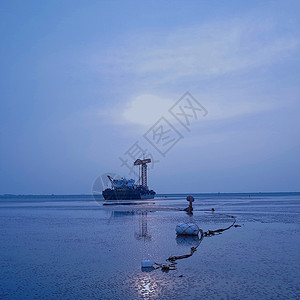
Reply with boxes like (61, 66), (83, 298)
(1, 193), (300, 299)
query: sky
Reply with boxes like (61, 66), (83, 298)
(0, 0), (300, 194)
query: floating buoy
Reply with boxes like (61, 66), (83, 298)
(141, 260), (155, 272)
(141, 260), (154, 268)
(176, 223), (200, 236)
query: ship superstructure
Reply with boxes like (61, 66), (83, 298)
(102, 158), (156, 200)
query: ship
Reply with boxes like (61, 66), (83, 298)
(102, 158), (156, 200)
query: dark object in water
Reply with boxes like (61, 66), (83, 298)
(184, 195), (194, 214)
(102, 159), (155, 200)
(168, 215), (237, 263)
(150, 214), (240, 272)
(154, 262), (176, 272)
(103, 185), (155, 200)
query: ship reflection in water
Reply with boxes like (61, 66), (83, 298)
(109, 210), (152, 241)
(135, 211), (151, 241)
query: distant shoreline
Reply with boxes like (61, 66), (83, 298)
(1, 191), (300, 199)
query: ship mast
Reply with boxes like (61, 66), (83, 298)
(134, 158), (151, 188)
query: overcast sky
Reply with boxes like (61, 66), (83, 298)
(1, 0), (300, 194)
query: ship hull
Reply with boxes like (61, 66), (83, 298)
(102, 188), (155, 200)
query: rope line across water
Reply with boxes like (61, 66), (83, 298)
(154, 214), (238, 272)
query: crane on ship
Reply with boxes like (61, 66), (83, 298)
(102, 158), (155, 200)
(134, 158), (151, 189)
(107, 175), (114, 187)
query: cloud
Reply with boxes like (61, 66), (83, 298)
(94, 17), (299, 83)
(122, 94), (173, 126)
(102, 91), (275, 128)
(203, 98), (273, 121)
(89, 14), (299, 128)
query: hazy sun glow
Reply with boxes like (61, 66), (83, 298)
(122, 94), (174, 126)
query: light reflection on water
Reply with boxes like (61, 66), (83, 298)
(134, 273), (160, 298)
(0, 194), (300, 299)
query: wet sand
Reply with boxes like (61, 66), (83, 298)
(0, 193), (299, 299)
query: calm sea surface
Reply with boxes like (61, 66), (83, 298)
(1, 193), (299, 299)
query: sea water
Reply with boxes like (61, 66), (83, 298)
(0, 193), (299, 299)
